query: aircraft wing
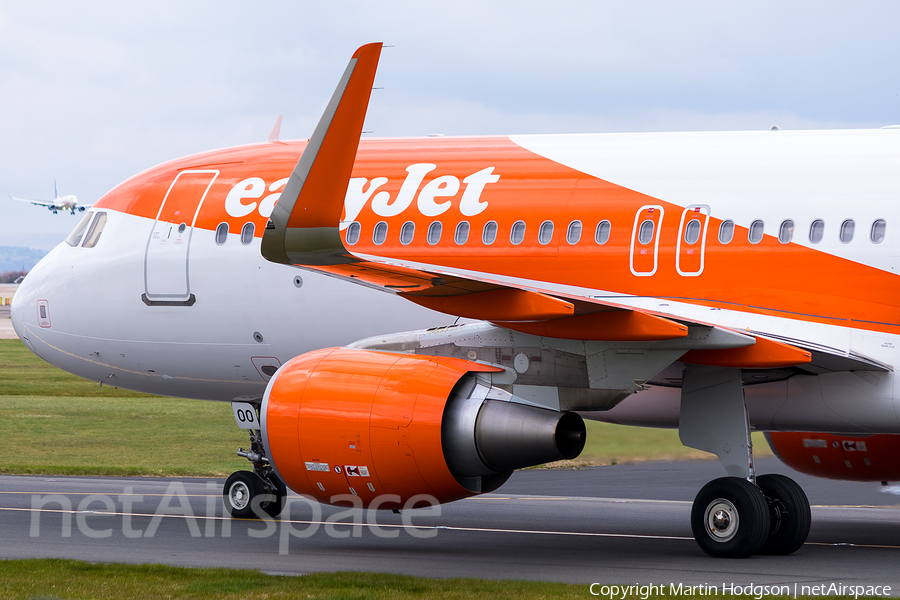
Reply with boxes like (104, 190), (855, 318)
(8, 193), (56, 208)
(260, 42), (825, 374)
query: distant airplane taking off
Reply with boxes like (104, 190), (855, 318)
(8, 180), (89, 215)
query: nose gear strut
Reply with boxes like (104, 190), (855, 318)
(224, 402), (286, 519)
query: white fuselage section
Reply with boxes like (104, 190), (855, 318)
(11, 208), (451, 401)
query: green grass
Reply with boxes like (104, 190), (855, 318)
(0, 338), (159, 397)
(560, 422), (772, 467)
(0, 338), (769, 476)
(0, 395), (247, 476)
(0, 339), (247, 476)
(0, 559), (868, 599)
(0, 560), (591, 600)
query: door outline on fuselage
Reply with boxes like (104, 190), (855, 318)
(629, 205), (664, 276)
(142, 170), (219, 306)
(675, 204), (710, 277)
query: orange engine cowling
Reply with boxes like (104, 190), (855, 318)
(766, 431), (900, 482)
(261, 347), (586, 508)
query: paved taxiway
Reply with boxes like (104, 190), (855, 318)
(1, 456), (898, 589)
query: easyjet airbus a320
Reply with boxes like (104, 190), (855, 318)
(12, 43), (900, 559)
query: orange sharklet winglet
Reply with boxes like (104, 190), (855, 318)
(495, 310), (689, 341)
(681, 335), (812, 368)
(261, 42), (383, 266)
(400, 288), (574, 321)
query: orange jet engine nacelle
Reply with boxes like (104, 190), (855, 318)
(766, 432), (900, 482)
(261, 347), (586, 508)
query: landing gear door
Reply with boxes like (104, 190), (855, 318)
(629, 205), (664, 276)
(143, 170), (219, 305)
(676, 205), (710, 276)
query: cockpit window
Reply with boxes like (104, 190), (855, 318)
(65, 211), (93, 247)
(81, 212), (108, 248)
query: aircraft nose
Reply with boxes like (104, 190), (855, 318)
(10, 248), (54, 343)
(10, 271), (34, 340)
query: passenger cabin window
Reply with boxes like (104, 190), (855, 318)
(684, 219), (701, 244)
(346, 221), (361, 245)
(400, 221), (415, 245)
(455, 221), (469, 245)
(566, 220), (582, 244)
(840, 219), (855, 243)
(65, 211), (93, 247)
(638, 219), (654, 245)
(81, 212), (108, 248)
(809, 219), (824, 244)
(538, 221), (554, 245)
(778, 219), (794, 244)
(373, 221), (388, 245)
(510, 221), (526, 245)
(241, 222), (255, 245)
(595, 220), (611, 245)
(482, 221), (498, 245)
(215, 222), (228, 245)
(427, 221), (442, 245)
(871, 219), (886, 244)
(748, 220), (764, 244)
(718, 220), (734, 244)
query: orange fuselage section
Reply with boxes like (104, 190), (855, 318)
(94, 135), (900, 336)
(767, 432), (900, 482)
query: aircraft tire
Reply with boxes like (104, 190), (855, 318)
(223, 470), (266, 519)
(757, 473), (811, 555)
(691, 477), (770, 558)
(261, 473), (288, 518)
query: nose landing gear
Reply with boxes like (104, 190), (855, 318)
(223, 469), (287, 519)
(223, 401), (287, 519)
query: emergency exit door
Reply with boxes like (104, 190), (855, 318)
(143, 170), (218, 305)
(630, 205), (664, 276)
(676, 205), (710, 276)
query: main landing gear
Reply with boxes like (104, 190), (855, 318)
(690, 473), (811, 558)
(223, 401), (287, 519)
(681, 365), (811, 558)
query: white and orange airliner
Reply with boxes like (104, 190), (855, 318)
(12, 43), (900, 558)
(9, 180), (88, 215)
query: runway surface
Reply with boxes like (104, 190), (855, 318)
(1, 456), (899, 590)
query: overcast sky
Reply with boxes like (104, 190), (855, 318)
(2, 1), (899, 250)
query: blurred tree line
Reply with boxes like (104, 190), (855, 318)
(0, 270), (27, 283)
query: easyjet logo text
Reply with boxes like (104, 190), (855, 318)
(343, 164), (500, 228)
(222, 164), (499, 224)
